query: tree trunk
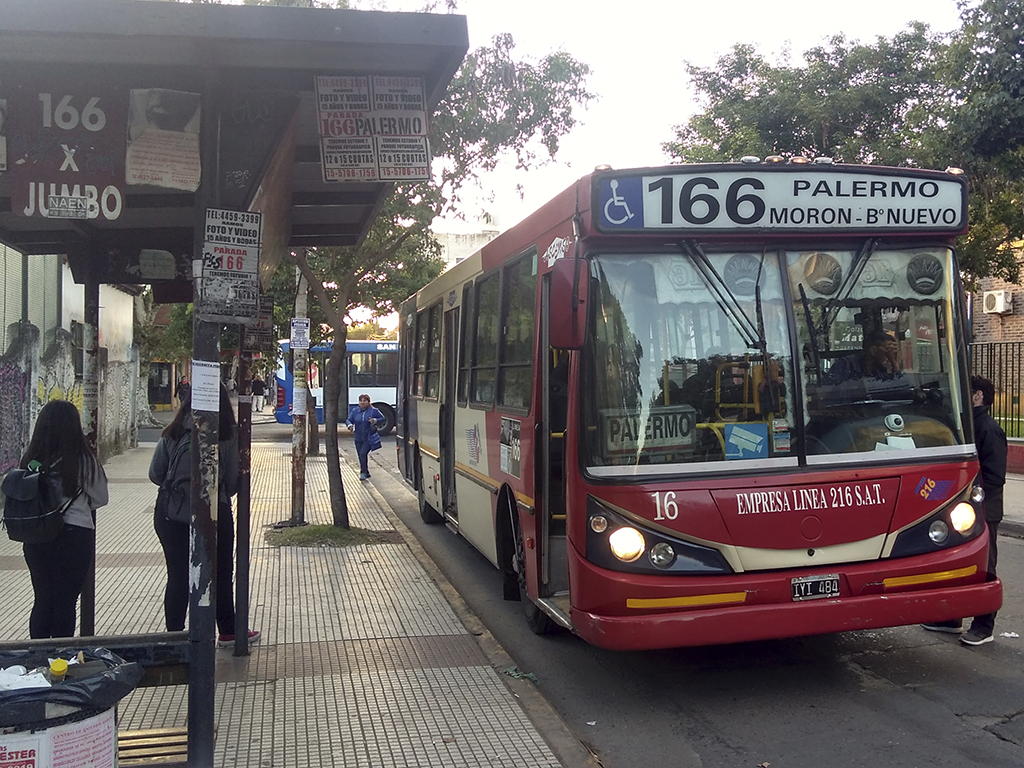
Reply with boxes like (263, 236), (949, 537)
(324, 327), (350, 528)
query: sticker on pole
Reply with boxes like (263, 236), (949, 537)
(290, 317), (310, 350)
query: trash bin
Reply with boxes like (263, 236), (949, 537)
(0, 647), (143, 768)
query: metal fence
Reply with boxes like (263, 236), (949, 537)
(971, 342), (1024, 438)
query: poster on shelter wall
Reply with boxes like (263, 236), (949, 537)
(314, 74), (430, 183)
(125, 88), (201, 191)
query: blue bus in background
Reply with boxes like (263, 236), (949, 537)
(275, 339), (399, 435)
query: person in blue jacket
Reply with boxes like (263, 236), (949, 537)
(346, 394), (384, 480)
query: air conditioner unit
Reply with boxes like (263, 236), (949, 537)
(983, 289), (1013, 315)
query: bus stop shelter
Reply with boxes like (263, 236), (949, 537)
(0, 1), (467, 765)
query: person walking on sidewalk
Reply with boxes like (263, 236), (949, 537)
(18, 400), (109, 639)
(149, 384), (260, 648)
(251, 375), (265, 413)
(346, 394), (384, 480)
(922, 375), (1007, 646)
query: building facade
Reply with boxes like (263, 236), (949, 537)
(0, 244), (139, 472)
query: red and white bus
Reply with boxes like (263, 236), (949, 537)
(397, 161), (1001, 650)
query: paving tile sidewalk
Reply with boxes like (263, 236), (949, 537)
(0, 439), (575, 768)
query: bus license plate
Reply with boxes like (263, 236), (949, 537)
(791, 573), (840, 601)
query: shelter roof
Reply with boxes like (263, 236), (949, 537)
(0, 0), (468, 300)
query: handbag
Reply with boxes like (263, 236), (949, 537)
(1, 466), (80, 544)
(367, 426), (382, 452)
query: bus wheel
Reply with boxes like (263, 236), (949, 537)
(419, 488), (442, 524)
(374, 403), (396, 436)
(509, 499), (556, 635)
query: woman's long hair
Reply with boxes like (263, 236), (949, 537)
(20, 400), (93, 496)
(162, 383), (237, 441)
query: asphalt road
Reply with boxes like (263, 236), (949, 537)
(355, 432), (1024, 768)
(152, 416), (1024, 767)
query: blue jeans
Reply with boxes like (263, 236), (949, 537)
(356, 440), (371, 476)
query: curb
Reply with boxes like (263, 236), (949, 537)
(357, 454), (600, 768)
(1000, 519), (1024, 540)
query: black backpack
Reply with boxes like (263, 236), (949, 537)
(155, 433), (191, 523)
(1, 465), (80, 543)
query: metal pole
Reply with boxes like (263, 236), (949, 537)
(80, 278), (100, 637)
(235, 342), (252, 657)
(291, 267), (307, 526)
(187, 78), (220, 768)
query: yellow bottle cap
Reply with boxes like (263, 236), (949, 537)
(50, 658), (68, 677)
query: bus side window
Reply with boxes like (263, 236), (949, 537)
(351, 353), (373, 386)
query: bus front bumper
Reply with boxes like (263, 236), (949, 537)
(567, 532), (1002, 650)
(571, 577), (1001, 650)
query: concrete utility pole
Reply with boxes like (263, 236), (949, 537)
(291, 266), (307, 526)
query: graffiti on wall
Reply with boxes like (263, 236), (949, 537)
(1, 321), (138, 468)
(0, 361), (29, 473)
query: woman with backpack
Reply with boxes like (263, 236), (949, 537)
(19, 399), (108, 639)
(149, 384), (259, 647)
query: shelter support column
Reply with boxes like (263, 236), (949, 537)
(187, 80), (220, 768)
(80, 276), (100, 637)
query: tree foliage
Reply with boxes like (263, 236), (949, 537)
(662, 2), (1024, 283)
(282, 16), (592, 527)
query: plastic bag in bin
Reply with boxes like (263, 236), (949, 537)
(0, 647), (143, 729)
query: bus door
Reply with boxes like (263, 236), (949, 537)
(397, 306), (414, 483)
(540, 275), (570, 600)
(441, 306), (460, 522)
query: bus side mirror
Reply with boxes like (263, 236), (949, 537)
(549, 257), (588, 350)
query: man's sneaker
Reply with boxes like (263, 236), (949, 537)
(960, 628), (994, 646)
(921, 620), (963, 634)
(217, 629), (261, 648)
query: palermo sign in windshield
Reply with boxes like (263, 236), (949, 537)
(595, 167), (967, 234)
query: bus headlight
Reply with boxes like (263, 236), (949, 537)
(889, 489), (982, 559)
(590, 515), (608, 533)
(608, 527), (645, 562)
(949, 502), (976, 533)
(970, 485), (985, 504)
(928, 520), (949, 544)
(649, 542), (676, 568)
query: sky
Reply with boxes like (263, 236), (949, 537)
(363, 0), (965, 233)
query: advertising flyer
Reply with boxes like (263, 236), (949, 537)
(198, 207), (262, 322)
(314, 74), (431, 182)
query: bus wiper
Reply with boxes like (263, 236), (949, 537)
(754, 250), (780, 413)
(799, 284), (823, 384)
(681, 240), (760, 349)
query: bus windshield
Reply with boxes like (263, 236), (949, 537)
(581, 246), (969, 475)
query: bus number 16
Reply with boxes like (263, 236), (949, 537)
(651, 490), (679, 520)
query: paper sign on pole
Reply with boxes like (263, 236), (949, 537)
(191, 360), (221, 411)
(290, 317), (310, 350)
(197, 207), (262, 322)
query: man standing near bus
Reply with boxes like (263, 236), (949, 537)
(251, 375), (266, 413)
(922, 375), (1006, 645)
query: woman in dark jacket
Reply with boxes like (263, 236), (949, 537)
(19, 400), (108, 638)
(149, 384), (258, 647)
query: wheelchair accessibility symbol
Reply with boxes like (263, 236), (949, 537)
(603, 179), (635, 225)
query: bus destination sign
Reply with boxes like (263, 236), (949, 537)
(594, 168), (967, 234)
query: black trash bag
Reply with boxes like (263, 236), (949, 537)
(0, 647), (144, 729)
